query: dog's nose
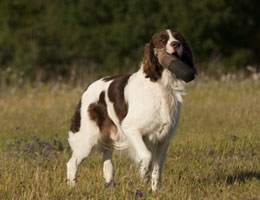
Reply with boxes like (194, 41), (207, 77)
(171, 41), (180, 48)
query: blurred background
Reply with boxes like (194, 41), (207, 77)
(0, 0), (259, 86)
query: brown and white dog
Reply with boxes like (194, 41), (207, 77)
(67, 29), (196, 191)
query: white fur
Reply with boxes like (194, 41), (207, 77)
(166, 29), (183, 55)
(67, 31), (187, 191)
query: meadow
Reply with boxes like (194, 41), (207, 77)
(0, 77), (260, 200)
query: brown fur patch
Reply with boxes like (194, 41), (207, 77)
(142, 30), (168, 81)
(106, 75), (131, 122)
(88, 91), (117, 148)
(70, 100), (81, 133)
(143, 42), (164, 82)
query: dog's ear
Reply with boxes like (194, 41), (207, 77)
(142, 43), (153, 71)
(177, 34), (197, 75)
(142, 43), (163, 81)
(181, 42), (197, 74)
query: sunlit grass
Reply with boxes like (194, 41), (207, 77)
(0, 79), (260, 199)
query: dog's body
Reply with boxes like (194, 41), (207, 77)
(67, 29), (196, 191)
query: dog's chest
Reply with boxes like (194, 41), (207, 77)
(140, 92), (181, 141)
(126, 84), (181, 138)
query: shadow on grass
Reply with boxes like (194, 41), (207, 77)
(226, 171), (260, 185)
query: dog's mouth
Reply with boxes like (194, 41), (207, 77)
(165, 45), (182, 58)
(172, 52), (180, 58)
(172, 44), (182, 57)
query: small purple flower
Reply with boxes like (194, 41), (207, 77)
(46, 144), (52, 150)
(25, 144), (34, 152)
(135, 189), (143, 197)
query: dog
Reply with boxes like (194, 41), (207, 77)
(66, 29), (196, 191)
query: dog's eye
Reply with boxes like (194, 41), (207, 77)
(160, 38), (167, 43)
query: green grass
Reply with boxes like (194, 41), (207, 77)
(0, 80), (260, 199)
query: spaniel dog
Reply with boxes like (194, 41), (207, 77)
(67, 29), (196, 191)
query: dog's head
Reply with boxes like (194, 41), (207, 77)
(143, 29), (196, 81)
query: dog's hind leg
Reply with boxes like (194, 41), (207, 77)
(102, 149), (114, 184)
(66, 130), (99, 186)
(67, 153), (86, 187)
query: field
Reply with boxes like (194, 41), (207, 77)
(0, 78), (260, 200)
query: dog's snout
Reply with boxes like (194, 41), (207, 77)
(171, 41), (180, 48)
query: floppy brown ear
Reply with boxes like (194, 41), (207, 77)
(178, 37), (197, 75)
(142, 43), (163, 81)
(182, 43), (196, 73)
(142, 43), (153, 72)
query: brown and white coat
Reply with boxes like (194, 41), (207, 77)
(67, 29), (196, 191)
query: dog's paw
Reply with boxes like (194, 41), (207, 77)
(66, 179), (76, 187)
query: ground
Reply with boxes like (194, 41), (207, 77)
(0, 79), (260, 199)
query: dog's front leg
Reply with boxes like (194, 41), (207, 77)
(125, 129), (152, 183)
(139, 153), (152, 183)
(151, 139), (171, 191)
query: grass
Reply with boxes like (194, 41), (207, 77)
(0, 79), (260, 199)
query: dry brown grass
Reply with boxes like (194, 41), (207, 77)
(0, 79), (260, 199)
